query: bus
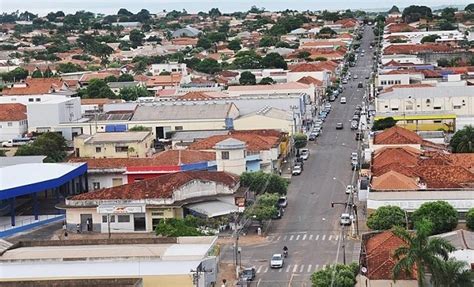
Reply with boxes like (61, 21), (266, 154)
(1, 138), (32, 147)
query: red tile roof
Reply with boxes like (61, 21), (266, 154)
(449, 154), (474, 173)
(177, 92), (215, 100)
(0, 103), (27, 121)
(373, 126), (423, 145)
(297, 76), (323, 86)
(290, 63), (324, 72)
(365, 231), (415, 280)
(69, 150), (215, 169)
(414, 165), (474, 188)
(383, 44), (454, 55)
(372, 170), (419, 190)
(70, 171), (239, 200)
(2, 78), (65, 96)
(188, 130), (281, 152)
(373, 146), (421, 170)
(386, 23), (418, 33)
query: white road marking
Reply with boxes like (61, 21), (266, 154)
(302, 234), (307, 240)
(286, 264), (291, 273)
(299, 264), (304, 273)
(257, 265), (263, 273)
(295, 234), (300, 240)
(293, 264), (298, 273)
(283, 235), (288, 240)
(335, 235), (339, 240)
(315, 235), (320, 240)
(328, 235), (333, 241)
(279, 267), (283, 272)
(322, 234), (326, 241)
(289, 235), (294, 241)
(276, 235), (281, 241)
(307, 264), (312, 273)
(315, 264), (319, 271)
(309, 234), (313, 240)
(264, 266), (269, 273)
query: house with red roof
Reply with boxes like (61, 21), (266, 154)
(0, 103), (27, 141)
(59, 171), (241, 233)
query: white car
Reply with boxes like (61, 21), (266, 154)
(351, 152), (358, 161)
(345, 185), (354, 194)
(353, 75), (358, 79)
(300, 148), (310, 160)
(292, 165), (302, 176)
(340, 97), (347, 104)
(270, 254), (284, 268)
(340, 213), (352, 226)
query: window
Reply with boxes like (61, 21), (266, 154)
(222, 151), (230, 160)
(406, 120), (414, 124)
(384, 105), (388, 108)
(102, 215), (107, 223)
(152, 211), (165, 217)
(175, 126), (183, 131)
(28, 98), (34, 102)
(453, 105), (461, 109)
(433, 106), (441, 110)
(117, 215), (130, 222)
(115, 146), (129, 152)
(35, 98), (40, 102)
(95, 147), (101, 153)
(433, 120), (442, 123)
(110, 215), (115, 222)
(93, 182), (100, 190)
(391, 108), (399, 111)
(406, 104), (413, 110)
(7, 122), (12, 127)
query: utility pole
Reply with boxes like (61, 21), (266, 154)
(191, 266), (213, 287)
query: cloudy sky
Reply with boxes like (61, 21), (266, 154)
(1, 0), (469, 15)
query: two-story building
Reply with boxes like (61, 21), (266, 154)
(0, 103), (27, 141)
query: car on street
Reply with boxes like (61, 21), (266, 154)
(345, 185), (354, 194)
(240, 267), (256, 282)
(315, 119), (323, 126)
(272, 207), (284, 219)
(325, 103), (331, 109)
(300, 148), (310, 160)
(340, 97), (347, 104)
(308, 133), (317, 141)
(354, 110), (361, 116)
(351, 121), (358, 130)
(336, 122), (344, 130)
(342, 78), (348, 84)
(351, 152), (358, 160)
(353, 75), (358, 79)
(278, 196), (288, 208)
(270, 254), (284, 268)
(365, 75), (369, 79)
(355, 132), (363, 141)
(357, 82), (363, 88)
(292, 165), (302, 176)
(340, 213), (352, 226)
(352, 114), (360, 121)
(313, 126), (322, 133)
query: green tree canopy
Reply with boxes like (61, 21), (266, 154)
(15, 132), (67, 162)
(232, 53), (263, 69)
(31, 69), (43, 78)
(319, 27), (337, 36)
(437, 58), (450, 67)
(450, 125), (474, 153)
(129, 125), (152, 131)
(129, 29), (145, 47)
(421, 34), (441, 43)
(1, 67), (29, 82)
(244, 193), (279, 222)
(118, 74), (134, 82)
(262, 52), (287, 69)
(293, 133), (307, 150)
(240, 171), (288, 195)
(197, 37), (212, 49)
(259, 77), (275, 85)
(155, 215), (205, 237)
(412, 201), (458, 235)
(388, 5), (401, 14)
(367, 206), (406, 230)
(227, 39), (242, 51)
(392, 219), (455, 286)
(311, 263), (358, 287)
(195, 58), (222, 74)
(119, 86), (150, 101)
(431, 258), (474, 287)
(372, 117), (397, 131)
(259, 36), (278, 47)
(239, 71), (256, 85)
(297, 51), (311, 59)
(57, 62), (84, 74)
(467, 208), (474, 230)
(83, 79), (118, 99)
(402, 5), (433, 23)
(466, 4), (474, 12)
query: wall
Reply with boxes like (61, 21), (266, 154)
(27, 97), (81, 132)
(376, 73), (412, 88)
(88, 172), (128, 190)
(173, 181), (237, 202)
(233, 115), (293, 134)
(65, 207), (103, 232)
(216, 148), (246, 175)
(75, 134), (154, 158)
(0, 119), (27, 141)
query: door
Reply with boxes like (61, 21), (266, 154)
(112, 178), (123, 187)
(134, 213), (146, 231)
(156, 127), (164, 139)
(80, 214), (93, 232)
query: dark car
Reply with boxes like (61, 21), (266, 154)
(309, 133), (317, 141)
(355, 132), (364, 141)
(272, 207), (284, 219)
(357, 82), (363, 88)
(240, 267), (256, 282)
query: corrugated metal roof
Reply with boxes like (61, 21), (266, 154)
(131, 103), (234, 121)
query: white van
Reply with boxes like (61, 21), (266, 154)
(1, 138), (31, 147)
(340, 97), (347, 104)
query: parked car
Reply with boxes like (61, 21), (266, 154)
(278, 196), (288, 208)
(240, 267), (256, 282)
(351, 152), (358, 161)
(292, 165), (302, 176)
(357, 82), (363, 88)
(270, 254), (284, 268)
(345, 185), (354, 194)
(355, 132), (363, 141)
(300, 148), (310, 160)
(272, 207), (284, 219)
(325, 103), (332, 109)
(336, 122), (344, 130)
(353, 75), (358, 79)
(309, 133), (317, 141)
(313, 126), (322, 133)
(351, 122), (358, 130)
(340, 213), (352, 226)
(352, 114), (360, 121)
(340, 97), (347, 104)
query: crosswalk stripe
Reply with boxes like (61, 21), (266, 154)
(276, 235), (281, 241)
(279, 267), (283, 272)
(289, 235), (294, 241)
(257, 265), (263, 273)
(302, 234), (307, 240)
(283, 235), (288, 240)
(307, 264), (312, 273)
(299, 264), (304, 273)
(329, 235), (333, 241)
(264, 266), (269, 273)
(335, 235), (339, 240)
(293, 264), (298, 273)
(322, 234), (326, 241)
(315, 264), (319, 271)
(296, 234), (300, 240)
(286, 264), (291, 273)
(309, 234), (313, 240)
(315, 234), (320, 240)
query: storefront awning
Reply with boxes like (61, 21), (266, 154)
(187, 201), (238, 218)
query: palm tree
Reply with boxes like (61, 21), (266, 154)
(392, 219), (455, 287)
(450, 125), (474, 153)
(431, 258), (473, 287)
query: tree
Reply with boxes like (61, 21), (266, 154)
(43, 67), (53, 78)
(421, 35), (441, 43)
(402, 5), (433, 23)
(293, 133), (307, 150)
(57, 62), (83, 73)
(15, 132), (67, 162)
(259, 77), (275, 85)
(450, 125), (474, 153)
(206, 32), (227, 43)
(129, 125), (152, 131)
(129, 29), (144, 47)
(0, 149), (6, 157)
(84, 79), (118, 99)
(117, 8), (133, 16)
(1, 67), (28, 82)
(259, 36), (277, 47)
(119, 86), (150, 101)
(319, 27), (337, 36)
(104, 75), (118, 82)
(412, 201), (458, 235)
(467, 208), (474, 230)
(440, 7), (457, 23)
(439, 20), (456, 31)
(208, 8), (222, 18)
(466, 4), (474, 12)
(197, 37), (212, 49)
(367, 206), (406, 230)
(297, 51), (311, 59)
(31, 69), (43, 78)
(240, 171), (287, 195)
(372, 117), (397, 131)
(431, 258), (474, 287)
(227, 39), (242, 51)
(155, 215), (205, 237)
(388, 5), (401, 14)
(232, 53), (263, 69)
(195, 58), (222, 74)
(437, 58), (450, 67)
(118, 74), (134, 82)
(275, 41), (291, 48)
(244, 193), (279, 222)
(392, 219), (455, 287)
(262, 52), (287, 69)
(239, 71), (256, 85)
(311, 263), (358, 287)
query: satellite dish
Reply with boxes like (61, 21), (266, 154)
(361, 267), (367, 274)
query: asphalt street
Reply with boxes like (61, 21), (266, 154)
(228, 26), (376, 287)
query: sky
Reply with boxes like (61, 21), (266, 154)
(1, 0), (470, 16)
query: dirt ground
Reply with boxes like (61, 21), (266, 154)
(217, 262), (239, 286)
